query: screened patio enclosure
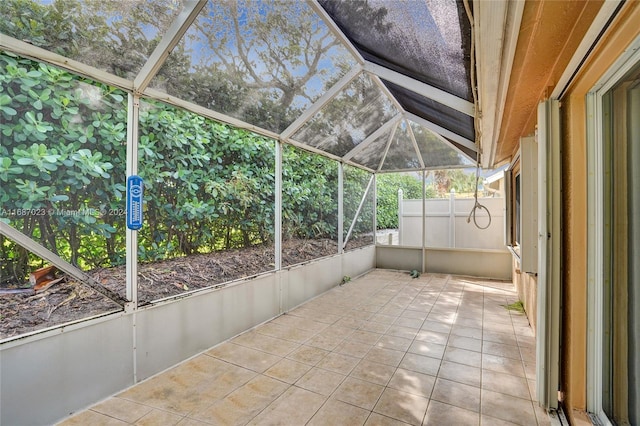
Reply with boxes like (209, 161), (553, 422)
(0, 1), (499, 425)
(0, 0), (482, 310)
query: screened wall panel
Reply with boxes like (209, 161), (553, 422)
(282, 145), (338, 266)
(148, 0), (356, 134)
(292, 73), (398, 157)
(343, 165), (374, 250)
(137, 99), (275, 303)
(0, 0), (184, 80)
(0, 52), (125, 335)
(376, 172), (424, 247)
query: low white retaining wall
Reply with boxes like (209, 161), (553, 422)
(376, 245), (512, 281)
(0, 246), (375, 426)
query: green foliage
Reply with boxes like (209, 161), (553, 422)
(503, 300), (525, 314)
(0, 52), (351, 280)
(375, 173), (427, 230)
(430, 169), (478, 197)
(0, 51), (128, 280)
(135, 98), (277, 259)
(282, 145), (338, 240)
(410, 269), (420, 278)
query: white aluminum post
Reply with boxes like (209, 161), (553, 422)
(422, 171), (426, 272)
(373, 174), (377, 246)
(398, 189), (403, 246)
(275, 141), (282, 271)
(338, 163), (344, 254)
(275, 141), (283, 313)
(125, 94), (139, 309)
(450, 189), (456, 248)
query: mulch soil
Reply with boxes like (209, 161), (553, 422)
(0, 237), (371, 340)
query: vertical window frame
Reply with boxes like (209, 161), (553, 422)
(586, 35), (640, 426)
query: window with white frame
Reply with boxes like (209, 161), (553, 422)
(587, 47), (640, 426)
(504, 136), (538, 274)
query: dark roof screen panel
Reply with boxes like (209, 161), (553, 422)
(318, 0), (472, 101)
(384, 79), (475, 142)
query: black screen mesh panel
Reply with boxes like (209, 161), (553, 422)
(384, 79), (475, 143)
(319, 0), (472, 101)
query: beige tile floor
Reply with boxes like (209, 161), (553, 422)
(59, 270), (550, 426)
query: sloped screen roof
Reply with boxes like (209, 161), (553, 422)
(0, 0), (476, 173)
(318, 0), (472, 100)
(318, 0), (476, 161)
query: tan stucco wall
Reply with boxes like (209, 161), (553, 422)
(496, 0), (603, 164)
(512, 257), (538, 334)
(559, 2), (640, 423)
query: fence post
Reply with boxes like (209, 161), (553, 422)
(398, 189), (403, 246)
(450, 189), (455, 248)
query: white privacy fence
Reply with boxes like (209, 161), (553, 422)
(387, 190), (506, 249)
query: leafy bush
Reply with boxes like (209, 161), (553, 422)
(376, 173), (425, 229)
(0, 51), (427, 283)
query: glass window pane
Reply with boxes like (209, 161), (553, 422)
(0, 52), (126, 336)
(293, 73), (398, 158)
(138, 98), (275, 303)
(376, 172), (423, 247)
(0, 0), (184, 80)
(149, 0), (356, 133)
(381, 121), (421, 170)
(282, 145), (338, 266)
(601, 64), (640, 424)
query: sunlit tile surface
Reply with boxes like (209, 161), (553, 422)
(59, 270), (549, 425)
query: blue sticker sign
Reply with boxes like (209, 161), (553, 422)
(126, 175), (143, 230)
